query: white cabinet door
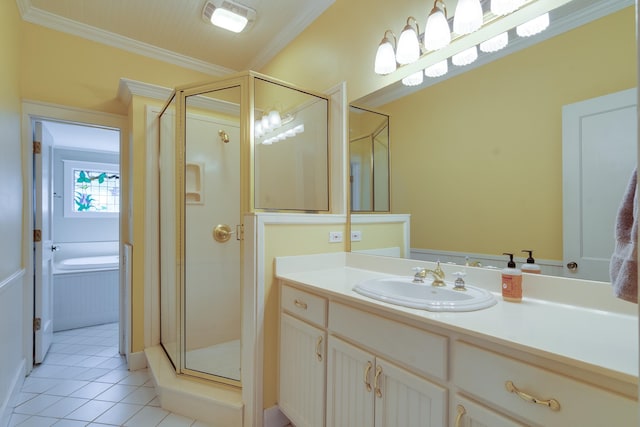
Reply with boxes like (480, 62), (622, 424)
(279, 313), (326, 427)
(453, 395), (525, 427)
(327, 335), (375, 427)
(375, 357), (447, 427)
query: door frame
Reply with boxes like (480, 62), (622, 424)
(21, 100), (127, 373)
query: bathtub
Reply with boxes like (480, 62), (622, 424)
(53, 251), (120, 332)
(56, 255), (119, 271)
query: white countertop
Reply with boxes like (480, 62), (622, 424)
(275, 252), (639, 388)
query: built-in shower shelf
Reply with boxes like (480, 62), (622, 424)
(186, 162), (203, 204)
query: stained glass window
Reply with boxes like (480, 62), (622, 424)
(64, 160), (119, 217)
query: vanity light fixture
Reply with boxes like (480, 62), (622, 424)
(402, 70), (424, 86)
(516, 12), (550, 37)
(396, 17), (421, 65)
(424, 59), (448, 78)
(452, 45), (478, 66)
(479, 31), (509, 52)
(490, 0), (525, 16)
(424, 0), (451, 51)
(202, 0), (256, 33)
(453, 0), (484, 35)
(374, 30), (398, 75)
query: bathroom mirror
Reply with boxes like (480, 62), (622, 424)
(349, 106), (390, 212)
(348, 2), (636, 281)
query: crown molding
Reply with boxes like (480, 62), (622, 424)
(358, 0), (634, 107)
(118, 78), (240, 116)
(248, 0), (335, 70)
(17, 0), (235, 77)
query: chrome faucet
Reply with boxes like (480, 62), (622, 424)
(412, 262), (446, 287)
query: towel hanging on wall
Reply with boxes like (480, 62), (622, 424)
(609, 167), (638, 303)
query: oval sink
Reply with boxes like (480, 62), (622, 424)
(353, 276), (497, 312)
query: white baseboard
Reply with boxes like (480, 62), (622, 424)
(127, 350), (148, 371)
(0, 358), (26, 427)
(264, 405), (290, 427)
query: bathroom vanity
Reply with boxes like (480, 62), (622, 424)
(275, 253), (638, 427)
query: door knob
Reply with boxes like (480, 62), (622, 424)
(566, 261), (578, 271)
(213, 224), (234, 243)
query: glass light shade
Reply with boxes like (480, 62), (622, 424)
(261, 115), (270, 132)
(374, 37), (397, 75)
(285, 129), (296, 137)
(490, 0), (525, 16)
(517, 13), (549, 37)
(255, 120), (263, 138)
(480, 32), (508, 52)
(396, 25), (421, 65)
(268, 110), (281, 128)
(424, 59), (448, 78)
(453, 0), (483, 35)
(452, 46), (478, 66)
(293, 124), (305, 134)
(210, 7), (248, 33)
(402, 71), (423, 87)
(424, 7), (451, 51)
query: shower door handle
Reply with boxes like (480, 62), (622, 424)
(213, 224), (242, 242)
(213, 224), (234, 243)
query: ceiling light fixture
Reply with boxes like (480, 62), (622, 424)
(374, 30), (398, 75)
(424, 0), (451, 51)
(451, 45), (478, 66)
(402, 70), (424, 87)
(202, 0), (256, 33)
(453, 0), (484, 35)
(396, 17), (421, 65)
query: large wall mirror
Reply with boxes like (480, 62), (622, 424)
(349, 1), (636, 281)
(349, 106), (390, 212)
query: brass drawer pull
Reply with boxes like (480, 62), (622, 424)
(505, 381), (560, 411)
(364, 361), (373, 392)
(374, 365), (383, 398)
(455, 405), (466, 427)
(293, 299), (308, 310)
(315, 336), (323, 361)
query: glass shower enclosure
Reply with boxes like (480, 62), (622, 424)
(158, 72), (329, 387)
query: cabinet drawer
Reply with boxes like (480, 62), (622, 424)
(453, 341), (638, 427)
(329, 302), (447, 381)
(281, 284), (327, 327)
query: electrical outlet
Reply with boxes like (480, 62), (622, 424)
(351, 230), (362, 242)
(329, 231), (343, 243)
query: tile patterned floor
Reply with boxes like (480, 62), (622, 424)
(9, 323), (212, 427)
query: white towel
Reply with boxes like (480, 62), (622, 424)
(609, 168), (638, 303)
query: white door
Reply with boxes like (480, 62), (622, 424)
(34, 120), (55, 364)
(562, 88), (637, 281)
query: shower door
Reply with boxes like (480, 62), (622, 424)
(182, 85), (242, 384)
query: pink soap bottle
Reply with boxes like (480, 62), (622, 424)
(501, 253), (522, 302)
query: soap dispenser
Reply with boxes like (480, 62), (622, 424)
(521, 250), (541, 274)
(501, 253), (522, 302)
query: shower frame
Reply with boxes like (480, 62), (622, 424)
(157, 71), (331, 394)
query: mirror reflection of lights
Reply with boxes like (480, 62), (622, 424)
(261, 124), (305, 145)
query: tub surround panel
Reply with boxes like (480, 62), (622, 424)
(275, 253), (638, 393)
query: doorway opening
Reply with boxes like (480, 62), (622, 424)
(32, 118), (122, 365)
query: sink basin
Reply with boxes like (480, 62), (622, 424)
(353, 276), (497, 312)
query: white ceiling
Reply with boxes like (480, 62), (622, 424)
(17, 0), (335, 74)
(18, 0), (335, 151)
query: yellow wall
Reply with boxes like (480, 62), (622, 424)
(261, 0), (427, 100)
(385, 8), (635, 260)
(350, 222), (406, 257)
(263, 223), (346, 407)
